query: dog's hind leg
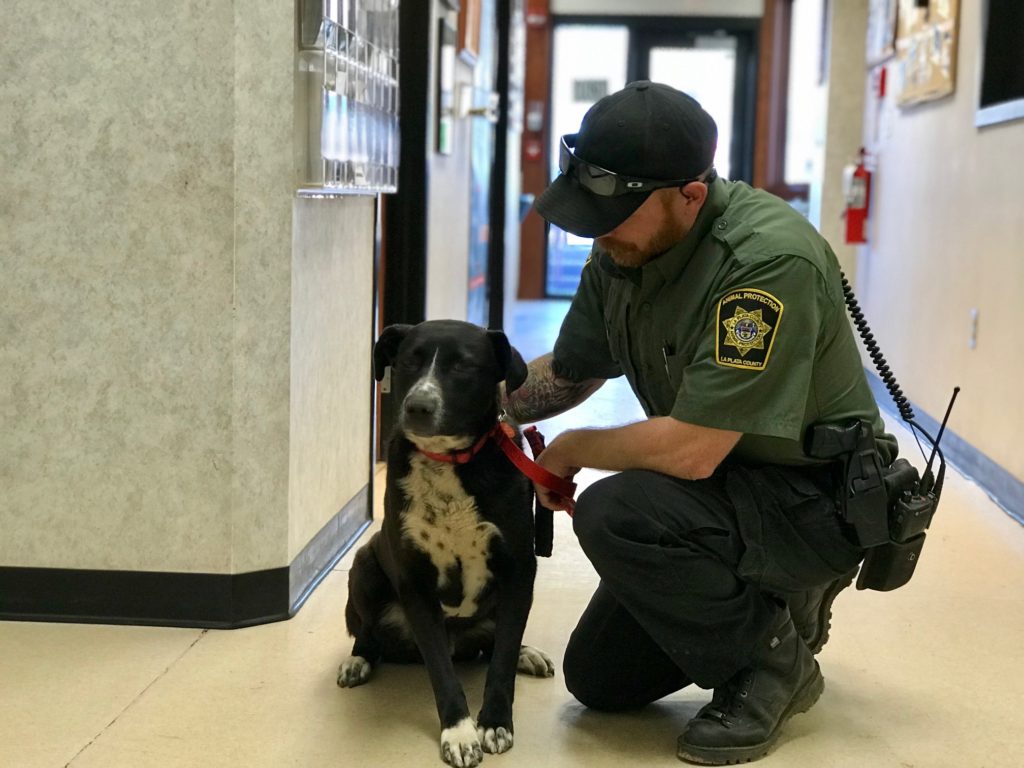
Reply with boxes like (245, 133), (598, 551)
(517, 645), (555, 677)
(338, 540), (390, 688)
(338, 614), (379, 688)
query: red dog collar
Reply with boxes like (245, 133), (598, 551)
(417, 428), (498, 465)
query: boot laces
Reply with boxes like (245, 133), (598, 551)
(701, 670), (755, 727)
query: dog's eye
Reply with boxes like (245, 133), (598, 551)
(451, 360), (478, 373)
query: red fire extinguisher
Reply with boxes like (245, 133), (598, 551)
(843, 148), (871, 245)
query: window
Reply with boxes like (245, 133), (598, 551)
(977, 0), (1024, 127)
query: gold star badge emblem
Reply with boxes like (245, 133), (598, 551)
(715, 288), (783, 371)
(721, 307), (773, 358)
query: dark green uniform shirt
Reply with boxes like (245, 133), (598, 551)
(553, 177), (898, 467)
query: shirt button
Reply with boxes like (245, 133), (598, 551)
(716, 220), (728, 230)
(641, 302), (652, 314)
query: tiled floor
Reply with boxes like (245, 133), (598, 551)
(3, 301), (1023, 768)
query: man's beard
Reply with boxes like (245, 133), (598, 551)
(596, 201), (688, 268)
(595, 236), (648, 267)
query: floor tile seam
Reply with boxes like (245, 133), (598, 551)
(63, 629), (209, 767)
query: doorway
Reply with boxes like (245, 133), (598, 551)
(545, 16), (758, 297)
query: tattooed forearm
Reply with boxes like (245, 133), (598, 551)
(504, 352), (604, 424)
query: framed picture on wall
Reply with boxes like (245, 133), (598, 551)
(458, 0), (481, 64)
(896, 0), (960, 107)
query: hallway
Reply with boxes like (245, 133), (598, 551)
(3, 301), (1022, 768)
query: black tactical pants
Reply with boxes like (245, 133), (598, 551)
(563, 465), (863, 709)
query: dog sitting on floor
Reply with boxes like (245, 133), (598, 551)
(338, 320), (554, 768)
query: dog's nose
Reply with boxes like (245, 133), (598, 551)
(404, 394), (438, 419)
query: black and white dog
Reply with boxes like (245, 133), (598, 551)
(338, 320), (554, 768)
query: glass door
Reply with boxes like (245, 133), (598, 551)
(647, 39), (737, 180)
(633, 27), (756, 184)
(544, 19), (756, 298)
(546, 24), (629, 297)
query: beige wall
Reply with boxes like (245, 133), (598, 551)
(1, 2), (237, 571)
(815, 0), (869, 280)
(859, 0), (1024, 480)
(1, 2), (375, 573)
(230, 0), (296, 573)
(288, 198), (375, 561)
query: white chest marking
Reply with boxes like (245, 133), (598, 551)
(399, 455), (500, 618)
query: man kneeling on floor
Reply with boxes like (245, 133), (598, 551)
(505, 81), (897, 764)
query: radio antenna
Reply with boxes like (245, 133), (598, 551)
(923, 386), (960, 486)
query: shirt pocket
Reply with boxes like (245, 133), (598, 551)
(663, 335), (700, 391)
(664, 351), (688, 391)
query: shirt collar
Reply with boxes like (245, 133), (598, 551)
(646, 176), (729, 288)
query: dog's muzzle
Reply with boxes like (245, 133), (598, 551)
(402, 378), (443, 434)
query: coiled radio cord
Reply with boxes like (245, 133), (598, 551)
(840, 271), (947, 496)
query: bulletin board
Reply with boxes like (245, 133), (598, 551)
(894, 0), (960, 107)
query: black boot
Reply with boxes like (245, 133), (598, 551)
(677, 607), (823, 765)
(785, 566), (858, 654)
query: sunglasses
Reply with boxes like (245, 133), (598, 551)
(558, 133), (706, 197)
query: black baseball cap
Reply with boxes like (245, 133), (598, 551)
(535, 81), (718, 238)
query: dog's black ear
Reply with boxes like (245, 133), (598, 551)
(373, 324), (413, 381)
(488, 330), (529, 395)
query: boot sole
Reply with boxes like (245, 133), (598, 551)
(676, 666), (825, 765)
(807, 567), (858, 655)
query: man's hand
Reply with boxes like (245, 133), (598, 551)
(533, 432), (581, 511)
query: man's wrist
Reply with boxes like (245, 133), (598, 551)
(549, 429), (580, 465)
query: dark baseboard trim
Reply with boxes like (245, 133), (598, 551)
(289, 486), (371, 616)
(0, 485), (371, 629)
(866, 370), (1024, 526)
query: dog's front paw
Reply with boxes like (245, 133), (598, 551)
(337, 655), (372, 688)
(441, 717), (483, 767)
(517, 645), (555, 677)
(477, 725), (513, 754)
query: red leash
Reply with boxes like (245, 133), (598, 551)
(493, 424), (576, 515)
(416, 422), (577, 513)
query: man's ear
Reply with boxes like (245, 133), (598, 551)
(680, 180), (708, 207)
(373, 324), (413, 381)
(488, 330), (529, 395)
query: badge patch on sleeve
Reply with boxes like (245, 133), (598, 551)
(715, 289), (784, 371)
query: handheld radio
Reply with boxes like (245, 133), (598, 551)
(806, 272), (960, 592)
